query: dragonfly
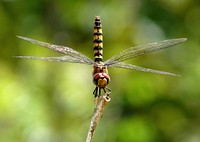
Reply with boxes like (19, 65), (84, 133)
(16, 16), (187, 97)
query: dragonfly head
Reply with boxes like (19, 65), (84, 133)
(92, 62), (110, 88)
(93, 72), (110, 88)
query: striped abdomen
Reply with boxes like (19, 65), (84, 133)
(93, 16), (103, 63)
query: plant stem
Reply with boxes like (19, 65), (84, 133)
(86, 93), (111, 142)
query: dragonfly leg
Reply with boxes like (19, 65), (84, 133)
(93, 87), (111, 97)
(98, 88), (101, 97)
(103, 87), (112, 95)
(103, 88), (106, 93)
(105, 87), (112, 94)
(93, 86), (99, 98)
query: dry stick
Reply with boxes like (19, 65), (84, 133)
(86, 92), (111, 142)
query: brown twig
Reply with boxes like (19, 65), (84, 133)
(86, 93), (111, 142)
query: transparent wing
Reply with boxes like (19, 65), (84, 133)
(16, 36), (93, 65)
(104, 38), (187, 66)
(14, 55), (94, 65)
(109, 61), (180, 76)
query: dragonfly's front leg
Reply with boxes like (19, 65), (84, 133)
(94, 87), (102, 97)
(93, 86), (99, 97)
(98, 88), (101, 97)
(105, 87), (112, 94)
(103, 87), (112, 96)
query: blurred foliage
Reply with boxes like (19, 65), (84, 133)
(0, 0), (200, 142)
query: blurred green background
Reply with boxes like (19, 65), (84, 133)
(0, 0), (200, 142)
